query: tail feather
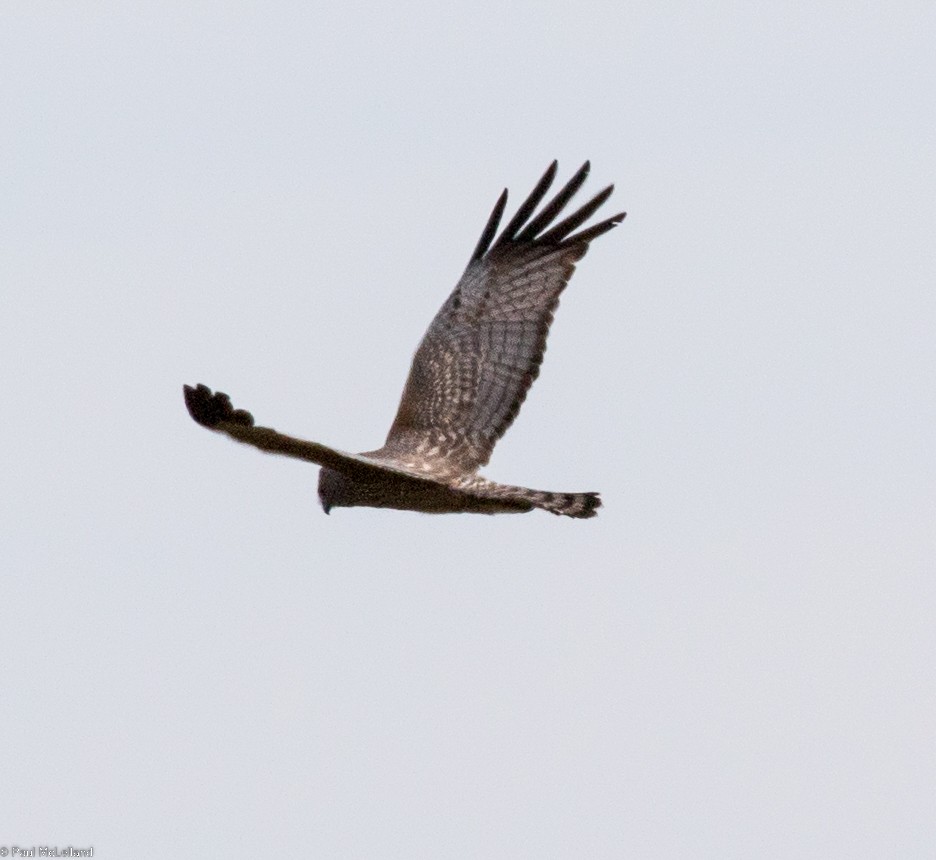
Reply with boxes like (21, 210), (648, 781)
(458, 476), (602, 519)
(525, 489), (602, 519)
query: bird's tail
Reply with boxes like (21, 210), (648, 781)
(521, 488), (602, 518)
(460, 477), (602, 519)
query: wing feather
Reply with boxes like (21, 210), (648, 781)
(537, 185), (615, 243)
(470, 189), (508, 262)
(516, 160), (591, 241)
(491, 161), (558, 249)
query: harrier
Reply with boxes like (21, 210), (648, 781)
(185, 161), (625, 518)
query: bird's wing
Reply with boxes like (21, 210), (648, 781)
(381, 161), (624, 473)
(183, 384), (454, 485)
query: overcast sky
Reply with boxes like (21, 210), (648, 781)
(3, 3), (935, 857)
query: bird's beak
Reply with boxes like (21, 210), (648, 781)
(322, 502), (331, 515)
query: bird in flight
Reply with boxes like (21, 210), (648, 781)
(185, 161), (624, 518)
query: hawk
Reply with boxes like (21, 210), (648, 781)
(185, 161), (625, 518)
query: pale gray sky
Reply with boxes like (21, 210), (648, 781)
(3, 2), (935, 857)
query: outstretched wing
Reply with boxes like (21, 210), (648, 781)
(380, 161), (624, 473)
(183, 383), (452, 484)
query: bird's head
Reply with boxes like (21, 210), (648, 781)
(317, 467), (354, 514)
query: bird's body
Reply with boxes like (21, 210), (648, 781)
(185, 161), (624, 518)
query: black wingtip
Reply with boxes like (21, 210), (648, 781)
(492, 161), (559, 250)
(537, 184), (616, 245)
(564, 210), (627, 245)
(516, 160), (593, 242)
(184, 383), (255, 428)
(469, 162), (623, 262)
(470, 188), (508, 262)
